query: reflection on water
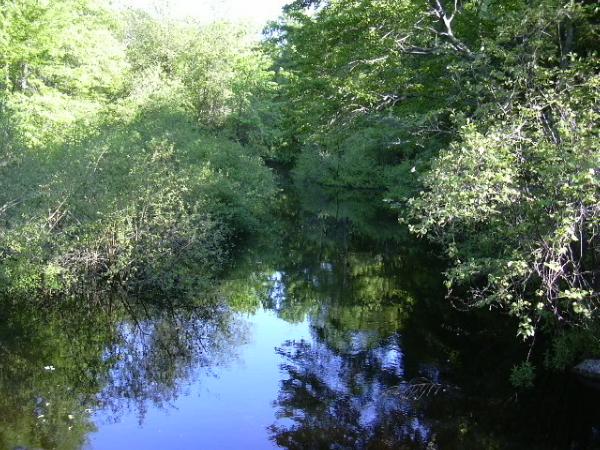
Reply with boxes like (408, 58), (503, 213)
(88, 308), (309, 450)
(0, 299), (243, 450)
(0, 182), (599, 449)
(270, 336), (414, 450)
(95, 305), (244, 425)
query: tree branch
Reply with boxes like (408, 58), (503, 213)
(396, 0), (474, 59)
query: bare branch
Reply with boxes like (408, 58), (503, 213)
(397, 0), (474, 58)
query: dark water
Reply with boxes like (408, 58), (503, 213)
(1, 182), (599, 450)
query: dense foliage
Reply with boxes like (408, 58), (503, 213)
(269, 0), (599, 372)
(0, 0), (277, 300)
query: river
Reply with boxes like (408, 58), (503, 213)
(1, 180), (599, 449)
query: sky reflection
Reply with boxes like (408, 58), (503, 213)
(87, 308), (312, 449)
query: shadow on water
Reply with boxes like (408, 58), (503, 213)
(0, 178), (599, 449)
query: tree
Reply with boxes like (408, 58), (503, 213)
(272, 0), (600, 365)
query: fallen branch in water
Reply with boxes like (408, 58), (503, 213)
(385, 377), (457, 401)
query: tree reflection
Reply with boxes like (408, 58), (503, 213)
(0, 303), (107, 450)
(97, 303), (245, 424)
(0, 297), (245, 450)
(269, 338), (435, 450)
(253, 184), (445, 449)
(265, 183), (600, 450)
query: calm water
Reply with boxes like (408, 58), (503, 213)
(1, 183), (600, 449)
(88, 308), (310, 449)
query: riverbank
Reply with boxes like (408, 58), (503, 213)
(1, 180), (599, 449)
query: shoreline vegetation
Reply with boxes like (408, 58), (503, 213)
(266, 0), (599, 384)
(0, 4), (278, 302)
(1, 0), (599, 387)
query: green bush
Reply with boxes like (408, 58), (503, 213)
(0, 2), (277, 301)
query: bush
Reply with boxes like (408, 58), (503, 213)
(0, 72), (275, 301)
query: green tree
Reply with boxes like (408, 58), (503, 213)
(272, 0), (600, 365)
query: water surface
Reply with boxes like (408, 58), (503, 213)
(1, 183), (599, 450)
(88, 308), (310, 449)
